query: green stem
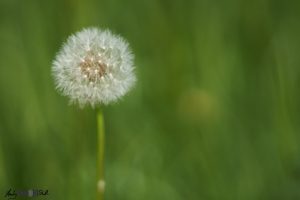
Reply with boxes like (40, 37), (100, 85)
(97, 108), (105, 200)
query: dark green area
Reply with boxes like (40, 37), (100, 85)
(1, 0), (300, 199)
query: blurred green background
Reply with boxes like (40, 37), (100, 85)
(1, 0), (300, 199)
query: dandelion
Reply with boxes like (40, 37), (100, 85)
(52, 27), (136, 200)
(52, 27), (136, 107)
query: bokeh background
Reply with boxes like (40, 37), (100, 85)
(1, 0), (300, 199)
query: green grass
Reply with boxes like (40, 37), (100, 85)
(1, 0), (300, 199)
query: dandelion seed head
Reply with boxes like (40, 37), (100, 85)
(52, 27), (136, 107)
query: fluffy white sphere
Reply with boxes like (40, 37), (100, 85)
(52, 27), (136, 107)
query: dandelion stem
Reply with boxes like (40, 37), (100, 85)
(97, 108), (105, 200)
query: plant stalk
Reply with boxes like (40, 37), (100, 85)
(97, 108), (105, 200)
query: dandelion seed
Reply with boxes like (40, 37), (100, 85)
(52, 27), (136, 107)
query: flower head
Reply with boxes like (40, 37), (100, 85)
(52, 27), (136, 107)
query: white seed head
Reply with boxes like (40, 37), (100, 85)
(52, 27), (136, 107)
